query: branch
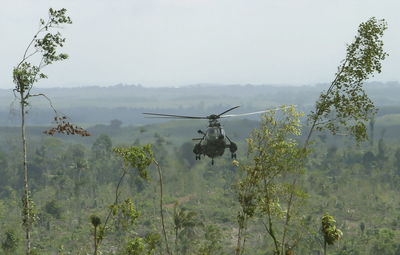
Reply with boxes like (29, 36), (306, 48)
(18, 18), (51, 68)
(19, 50), (39, 67)
(262, 219), (279, 252)
(153, 159), (172, 255)
(29, 93), (58, 115)
(98, 168), (127, 247)
(305, 60), (348, 147)
(280, 48), (348, 255)
(240, 232), (247, 255)
(281, 178), (297, 254)
(261, 186), (280, 254)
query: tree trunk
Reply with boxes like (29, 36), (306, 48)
(235, 226), (242, 255)
(175, 228), (178, 254)
(94, 226), (98, 255)
(21, 95), (31, 255)
(154, 160), (172, 255)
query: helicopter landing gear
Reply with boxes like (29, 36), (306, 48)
(229, 142), (237, 153)
(231, 153), (237, 159)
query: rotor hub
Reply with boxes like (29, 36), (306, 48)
(207, 114), (219, 120)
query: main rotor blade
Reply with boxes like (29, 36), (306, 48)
(217, 106), (240, 117)
(142, 112), (206, 119)
(221, 106), (293, 118)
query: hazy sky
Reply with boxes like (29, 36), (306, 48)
(1, 0), (399, 88)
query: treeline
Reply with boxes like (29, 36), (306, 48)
(1, 126), (400, 254)
(2, 82), (400, 126)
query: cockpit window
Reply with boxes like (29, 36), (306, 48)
(207, 128), (219, 139)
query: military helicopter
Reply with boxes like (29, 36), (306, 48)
(143, 106), (279, 165)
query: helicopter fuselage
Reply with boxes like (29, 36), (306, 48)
(193, 119), (237, 164)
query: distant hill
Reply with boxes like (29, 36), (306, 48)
(1, 82), (400, 126)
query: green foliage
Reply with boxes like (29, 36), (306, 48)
(44, 200), (62, 219)
(90, 215), (101, 228)
(13, 63), (42, 96)
(144, 232), (161, 254)
(174, 205), (201, 236)
(2, 118), (400, 254)
(96, 198), (141, 250)
(309, 17), (388, 142)
(13, 8), (72, 97)
(125, 237), (146, 255)
(29, 248), (41, 255)
(92, 134), (112, 159)
(113, 145), (154, 179)
(0, 200), (5, 221)
(21, 193), (39, 229)
(369, 228), (399, 255)
(179, 142), (197, 167)
(173, 204), (203, 253)
(111, 198), (140, 230)
(237, 105), (308, 253)
(321, 213), (343, 245)
(196, 225), (223, 255)
(233, 106), (308, 254)
(1, 229), (19, 253)
(124, 233), (161, 255)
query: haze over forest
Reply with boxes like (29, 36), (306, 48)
(1, 81), (400, 127)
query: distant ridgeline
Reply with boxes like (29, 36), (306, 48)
(1, 82), (400, 126)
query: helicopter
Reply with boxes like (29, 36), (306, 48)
(143, 106), (280, 165)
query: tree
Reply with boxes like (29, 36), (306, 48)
(110, 119), (123, 129)
(125, 237), (145, 255)
(124, 233), (161, 255)
(65, 144), (88, 192)
(173, 204), (202, 254)
(92, 134), (113, 159)
(284, 17), (388, 254)
(369, 228), (398, 255)
(90, 214), (101, 255)
(12, 9), (89, 254)
(94, 145), (171, 255)
(179, 142), (197, 168)
(376, 138), (387, 165)
(197, 225), (224, 255)
(236, 17), (387, 255)
(236, 105), (308, 255)
(308, 17), (388, 144)
(394, 148), (400, 175)
(12, 8), (71, 255)
(0, 151), (10, 188)
(1, 229), (19, 255)
(44, 199), (62, 219)
(321, 213), (342, 255)
(369, 117), (375, 146)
